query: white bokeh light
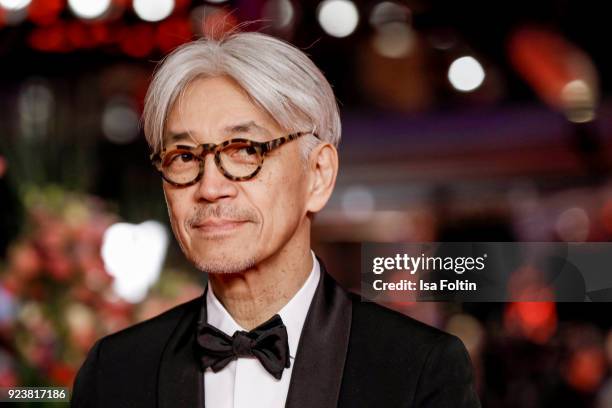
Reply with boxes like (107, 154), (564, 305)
(341, 186), (375, 222)
(0, 0), (31, 11)
(68, 0), (111, 19)
(102, 97), (140, 144)
(562, 79), (596, 123)
(133, 0), (175, 22)
(101, 221), (169, 303)
(448, 56), (486, 92)
(317, 0), (359, 38)
(19, 79), (54, 140)
(369, 1), (410, 27)
(263, 0), (295, 30)
(372, 22), (414, 58)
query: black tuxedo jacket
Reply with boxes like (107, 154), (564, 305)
(72, 261), (480, 407)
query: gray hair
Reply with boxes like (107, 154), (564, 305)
(142, 32), (341, 161)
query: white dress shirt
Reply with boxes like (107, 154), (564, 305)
(204, 251), (321, 408)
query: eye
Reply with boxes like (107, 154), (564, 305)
(220, 143), (260, 166)
(164, 151), (197, 170)
(178, 152), (195, 162)
(168, 151), (195, 162)
(227, 144), (257, 157)
(240, 146), (257, 156)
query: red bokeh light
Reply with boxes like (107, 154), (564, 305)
(202, 8), (240, 40)
(119, 24), (155, 58)
(174, 0), (191, 13)
(156, 16), (192, 53)
(28, 0), (64, 26)
(28, 24), (72, 53)
(0, 155), (6, 178)
(112, 0), (131, 8)
(89, 23), (112, 46)
(599, 199), (612, 235)
(504, 301), (558, 344)
(66, 21), (95, 49)
(508, 27), (597, 111)
(565, 347), (606, 393)
(0, 6), (6, 29)
(49, 362), (76, 387)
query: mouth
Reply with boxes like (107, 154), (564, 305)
(191, 219), (249, 235)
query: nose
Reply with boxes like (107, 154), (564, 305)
(194, 154), (238, 203)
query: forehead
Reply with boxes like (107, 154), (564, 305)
(165, 76), (282, 144)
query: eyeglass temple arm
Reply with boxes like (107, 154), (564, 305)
(260, 131), (320, 154)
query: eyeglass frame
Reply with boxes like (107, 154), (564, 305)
(150, 131), (319, 187)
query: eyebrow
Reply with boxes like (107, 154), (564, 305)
(163, 121), (272, 146)
(224, 121), (271, 136)
(163, 132), (192, 145)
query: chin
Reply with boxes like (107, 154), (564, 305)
(191, 254), (257, 274)
(186, 239), (258, 274)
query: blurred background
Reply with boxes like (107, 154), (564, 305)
(0, 0), (611, 406)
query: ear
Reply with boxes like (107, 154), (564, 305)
(305, 143), (338, 214)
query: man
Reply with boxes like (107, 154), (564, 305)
(72, 31), (480, 408)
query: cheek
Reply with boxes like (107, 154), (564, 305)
(252, 163), (307, 236)
(163, 188), (190, 234)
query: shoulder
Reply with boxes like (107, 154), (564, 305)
(346, 293), (473, 374)
(72, 295), (203, 407)
(342, 295), (480, 407)
(349, 293), (454, 348)
(96, 295), (202, 358)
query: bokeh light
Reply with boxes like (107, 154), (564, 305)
(27, 0), (64, 25)
(101, 221), (169, 303)
(1, 4), (27, 24)
(101, 97), (140, 145)
(372, 22), (415, 58)
(561, 79), (596, 123)
(156, 16), (192, 53)
(369, 1), (410, 27)
(317, 0), (359, 38)
(0, 156), (6, 178)
(448, 56), (485, 92)
(67, 0), (111, 20)
(565, 347), (607, 392)
(18, 78), (54, 140)
(133, 0), (174, 22)
(0, 0), (31, 11)
(119, 24), (155, 57)
(262, 0), (295, 30)
(341, 186), (375, 222)
(505, 301), (557, 344)
(189, 5), (238, 39)
(556, 207), (590, 242)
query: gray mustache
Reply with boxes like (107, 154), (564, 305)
(186, 206), (258, 227)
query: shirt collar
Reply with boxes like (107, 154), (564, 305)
(206, 250), (321, 360)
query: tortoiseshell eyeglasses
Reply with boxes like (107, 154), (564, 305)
(150, 131), (318, 187)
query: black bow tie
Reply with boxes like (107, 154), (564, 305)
(196, 314), (291, 380)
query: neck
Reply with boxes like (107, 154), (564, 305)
(208, 224), (313, 330)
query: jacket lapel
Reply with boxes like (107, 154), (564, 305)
(157, 294), (205, 408)
(285, 259), (353, 408)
